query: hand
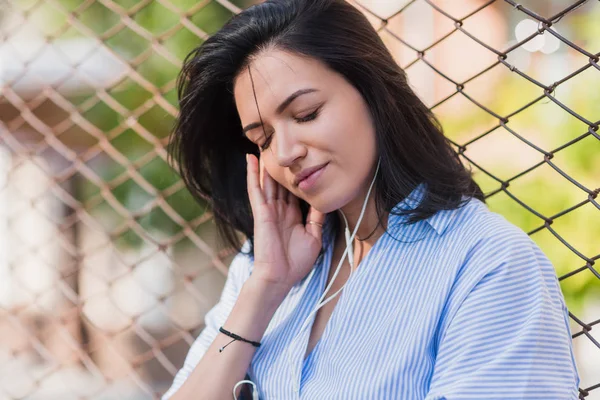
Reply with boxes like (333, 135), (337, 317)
(245, 153), (325, 291)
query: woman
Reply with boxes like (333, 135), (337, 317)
(162, 0), (580, 398)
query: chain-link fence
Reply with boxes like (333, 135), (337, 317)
(0, 0), (598, 398)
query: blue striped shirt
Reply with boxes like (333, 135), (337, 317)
(163, 184), (580, 399)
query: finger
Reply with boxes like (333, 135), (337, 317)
(258, 155), (264, 191)
(306, 205), (325, 242)
(275, 179), (285, 202)
(281, 185), (290, 204)
(287, 191), (302, 222)
(246, 154), (265, 209)
(276, 185), (286, 216)
(288, 190), (299, 209)
(262, 160), (277, 202)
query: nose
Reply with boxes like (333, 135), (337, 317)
(273, 125), (306, 167)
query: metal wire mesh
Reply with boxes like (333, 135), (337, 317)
(0, 0), (598, 398)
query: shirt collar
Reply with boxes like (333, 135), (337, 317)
(322, 182), (456, 243)
(387, 182), (454, 236)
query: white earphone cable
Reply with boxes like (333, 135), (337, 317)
(304, 158), (380, 318)
(287, 158), (380, 394)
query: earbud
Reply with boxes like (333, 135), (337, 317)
(233, 380), (258, 400)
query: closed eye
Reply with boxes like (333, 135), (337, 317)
(294, 108), (320, 123)
(259, 107), (321, 151)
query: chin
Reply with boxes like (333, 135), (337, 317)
(303, 192), (349, 215)
(300, 195), (329, 214)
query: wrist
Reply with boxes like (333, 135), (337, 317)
(220, 277), (289, 344)
(243, 275), (290, 311)
(222, 277), (287, 345)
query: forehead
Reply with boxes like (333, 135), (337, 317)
(233, 50), (332, 113)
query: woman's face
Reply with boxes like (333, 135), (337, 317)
(233, 49), (377, 214)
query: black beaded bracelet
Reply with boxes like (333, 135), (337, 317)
(218, 326), (262, 352)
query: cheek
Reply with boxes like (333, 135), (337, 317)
(328, 115), (376, 162)
(323, 96), (374, 147)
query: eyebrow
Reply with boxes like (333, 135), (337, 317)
(242, 88), (319, 135)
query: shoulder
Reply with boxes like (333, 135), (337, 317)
(432, 198), (568, 339)
(460, 197), (542, 254)
(438, 197), (563, 305)
(424, 196), (556, 290)
(437, 196), (538, 253)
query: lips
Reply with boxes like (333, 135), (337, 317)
(293, 162), (329, 187)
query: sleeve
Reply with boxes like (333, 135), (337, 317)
(424, 229), (580, 400)
(161, 244), (253, 400)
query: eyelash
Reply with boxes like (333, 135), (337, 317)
(259, 108), (321, 151)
